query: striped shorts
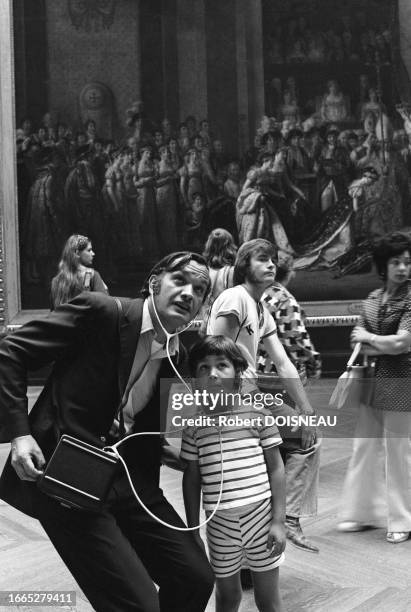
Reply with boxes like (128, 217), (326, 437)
(206, 498), (285, 578)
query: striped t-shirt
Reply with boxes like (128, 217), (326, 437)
(180, 407), (282, 511)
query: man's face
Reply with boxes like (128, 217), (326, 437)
(247, 252), (276, 287)
(153, 261), (210, 330)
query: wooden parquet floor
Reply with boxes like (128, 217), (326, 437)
(0, 382), (410, 612)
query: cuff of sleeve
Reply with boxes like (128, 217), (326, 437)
(4, 401), (31, 441)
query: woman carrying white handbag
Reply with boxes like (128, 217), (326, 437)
(337, 232), (411, 544)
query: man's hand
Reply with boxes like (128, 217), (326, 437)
(300, 423), (317, 450)
(267, 521), (286, 557)
(351, 327), (371, 345)
(11, 435), (46, 481)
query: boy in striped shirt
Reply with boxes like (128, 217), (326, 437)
(181, 336), (286, 612)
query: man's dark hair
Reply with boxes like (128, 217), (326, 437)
(188, 335), (248, 377)
(372, 232), (411, 279)
(233, 239), (278, 286)
(140, 251), (211, 299)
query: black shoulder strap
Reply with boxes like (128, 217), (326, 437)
(113, 297), (126, 438)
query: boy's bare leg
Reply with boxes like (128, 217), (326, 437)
(252, 568), (284, 612)
(215, 572), (242, 612)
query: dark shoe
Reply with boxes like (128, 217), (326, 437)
(240, 568), (253, 590)
(286, 517), (319, 553)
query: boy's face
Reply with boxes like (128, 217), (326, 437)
(194, 354), (237, 398)
(247, 252), (276, 287)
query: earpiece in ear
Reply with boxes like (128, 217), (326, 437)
(150, 279), (161, 296)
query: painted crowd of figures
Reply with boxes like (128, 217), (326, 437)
(16, 99), (411, 287)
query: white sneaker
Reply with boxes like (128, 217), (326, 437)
(386, 531), (409, 543)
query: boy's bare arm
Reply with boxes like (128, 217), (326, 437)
(182, 460), (202, 528)
(210, 313), (239, 340)
(264, 445), (286, 556)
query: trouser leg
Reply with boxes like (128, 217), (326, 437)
(113, 492), (214, 612)
(37, 495), (160, 612)
(338, 405), (386, 525)
(383, 411), (411, 532)
(270, 403), (321, 517)
(36, 489), (213, 612)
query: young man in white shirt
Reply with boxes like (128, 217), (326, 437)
(207, 239), (320, 553)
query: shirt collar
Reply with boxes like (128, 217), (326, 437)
(141, 299), (179, 358)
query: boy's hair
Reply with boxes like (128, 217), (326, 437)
(140, 251), (211, 299)
(233, 239), (278, 285)
(188, 335), (248, 377)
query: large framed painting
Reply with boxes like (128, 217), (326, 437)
(0, 0), (409, 331)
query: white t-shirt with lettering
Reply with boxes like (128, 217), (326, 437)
(207, 285), (276, 378)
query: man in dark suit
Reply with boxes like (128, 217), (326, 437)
(0, 251), (214, 612)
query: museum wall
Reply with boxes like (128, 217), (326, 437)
(45, 0), (140, 139)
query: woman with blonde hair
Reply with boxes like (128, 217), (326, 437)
(199, 228), (237, 335)
(50, 234), (108, 309)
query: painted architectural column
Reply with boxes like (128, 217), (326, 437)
(245, 0), (265, 140)
(176, 0), (208, 121)
(0, 0), (18, 327)
(235, 0), (250, 156)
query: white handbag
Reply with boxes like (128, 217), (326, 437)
(329, 343), (374, 410)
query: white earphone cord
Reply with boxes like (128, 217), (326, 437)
(108, 431), (224, 531)
(149, 284), (193, 392)
(108, 288), (223, 531)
